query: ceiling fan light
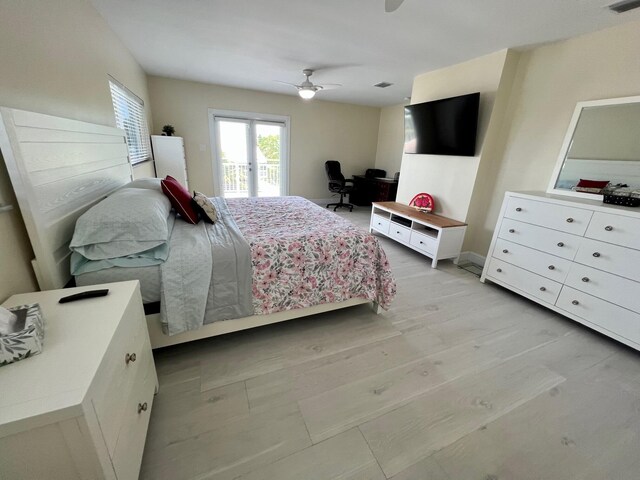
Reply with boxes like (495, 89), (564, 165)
(298, 88), (316, 99)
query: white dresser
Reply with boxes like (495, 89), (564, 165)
(0, 281), (158, 479)
(482, 191), (640, 350)
(151, 135), (188, 188)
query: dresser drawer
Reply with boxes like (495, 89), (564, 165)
(585, 212), (640, 251)
(498, 218), (582, 261)
(556, 286), (640, 346)
(575, 238), (640, 283)
(112, 350), (156, 480)
(371, 214), (390, 234)
(389, 222), (411, 243)
(410, 230), (437, 255)
(486, 258), (562, 305)
(565, 264), (640, 314)
(493, 238), (571, 283)
(505, 196), (592, 235)
(92, 298), (148, 456)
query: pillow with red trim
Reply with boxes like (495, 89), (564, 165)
(160, 176), (199, 224)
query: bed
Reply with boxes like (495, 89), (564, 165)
(0, 107), (396, 348)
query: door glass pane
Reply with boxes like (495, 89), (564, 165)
(218, 120), (250, 198)
(255, 123), (282, 197)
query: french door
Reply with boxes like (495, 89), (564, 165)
(210, 110), (289, 198)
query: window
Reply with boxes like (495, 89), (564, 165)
(109, 79), (151, 165)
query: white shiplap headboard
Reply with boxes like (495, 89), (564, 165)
(0, 107), (133, 290)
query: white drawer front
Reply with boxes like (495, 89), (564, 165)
(112, 351), (156, 480)
(556, 286), (640, 346)
(565, 263), (640, 314)
(505, 196), (592, 235)
(493, 238), (571, 283)
(585, 212), (640, 251)
(498, 218), (582, 261)
(486, 258), (562, 305)
(371, 214), (390, 234)
(389, 223), (411, 243)
(575, 238), (640, 283)
(410, 230), (437, 255)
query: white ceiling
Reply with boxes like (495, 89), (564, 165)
(90, 0), (640, 107)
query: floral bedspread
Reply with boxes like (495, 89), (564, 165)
(225, 196), (396, 314)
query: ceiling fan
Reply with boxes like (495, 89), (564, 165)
(385, 0), (405, 13)
(277, 69), (341, 100)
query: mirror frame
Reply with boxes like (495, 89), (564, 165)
(547, 94), (640, 200)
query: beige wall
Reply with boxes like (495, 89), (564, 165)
(0, 0), (151, 301)
(397, 50), (511, 222)
(374, 103), (406, 177)
(147, 76), (381, 199)
(468, 19), (640, 257)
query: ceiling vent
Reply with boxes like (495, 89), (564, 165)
(374, 82), (393, 88)
(607, 0), (640, 13)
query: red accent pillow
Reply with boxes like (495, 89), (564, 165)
(161, 176), (199, 224)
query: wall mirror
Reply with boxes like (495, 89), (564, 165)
(548, 95), (640, 199)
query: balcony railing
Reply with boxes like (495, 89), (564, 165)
(223, 163), (280, 197)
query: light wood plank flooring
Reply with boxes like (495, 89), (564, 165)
(141, 208), (640, 480)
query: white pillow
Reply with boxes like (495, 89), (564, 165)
(70, 188), (173, 260)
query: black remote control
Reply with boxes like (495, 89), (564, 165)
(59, 289), (109, 304)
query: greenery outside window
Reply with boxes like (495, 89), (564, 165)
(108, 79), (151, 165)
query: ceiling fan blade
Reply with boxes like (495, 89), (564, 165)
(385, 0), (404, 13)
(275, 80), (301, 88)
(319, 84), (342, 90)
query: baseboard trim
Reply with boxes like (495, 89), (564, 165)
(457, 251), (486, 267)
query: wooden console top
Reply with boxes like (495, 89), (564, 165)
(372, 201), (467, 228)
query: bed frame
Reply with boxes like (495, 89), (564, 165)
(0, 107), (377, 349)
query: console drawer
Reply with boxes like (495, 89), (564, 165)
(493, 238), (571, 283)
(504, 196), (592, 235)
(112, 350), (156, 480)
(565, 264), (640, 314)
(556, 286), (640, 346)
(92, 298), (147, 456)
(486, 258), (562, 305)
(389, 222), (411, 243)
(410, 230), (437, 255)
(585, 212), (640, 251)
(575, 238), (640, 283)
(498, 218), (582, 261)
(371, 214), (390, 234)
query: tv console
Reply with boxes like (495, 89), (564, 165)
(370, 201), (467, 268)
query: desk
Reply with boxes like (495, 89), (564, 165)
(350, 175), (398, 206)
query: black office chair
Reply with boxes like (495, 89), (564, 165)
(325, 160), (354, 212)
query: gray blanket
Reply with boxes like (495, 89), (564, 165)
(160, 197), (253, 335)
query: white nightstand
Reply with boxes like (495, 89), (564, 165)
(0, 281), (158, 480)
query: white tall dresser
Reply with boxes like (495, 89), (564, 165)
(0, 281), (157, 479)
(151, 135), (188, 188)
(482, 191), (640, 351)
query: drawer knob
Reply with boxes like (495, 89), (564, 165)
(548, 265), (555, 270)
(572, 300), (579, 306)
(566, 218), (574, 223)
(557, 242), (564, 247)
(539, 286), (546, 292)
(605, 225), (613, 231)
(509, 229), (515, 233)
(515, 207), (522, 212)
(582, 277), (590, 282)
(419, 241), (424, 244)
(502, 249), (509, 254)
(396, 231), (401, 234)
(125, 352), (137, 364)
(592, 252), (601, 258)
(137, 402), (148, 414)
(496, 268), (502, 273)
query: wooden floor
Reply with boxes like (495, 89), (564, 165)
(140, 207), (640, 480)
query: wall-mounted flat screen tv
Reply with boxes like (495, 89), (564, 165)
(404, 92), (480, 156)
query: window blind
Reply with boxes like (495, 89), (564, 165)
(109, 80), (151, 165)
